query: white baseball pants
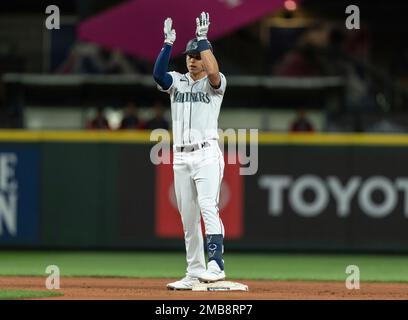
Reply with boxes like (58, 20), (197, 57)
(173, 140), (225, 278)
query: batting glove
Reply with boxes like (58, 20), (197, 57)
(196, 12), (210, 41)
(164, 17), (176, 45)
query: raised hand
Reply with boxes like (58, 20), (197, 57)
(196, 12), (210, 41)
(164, 17), (176, 45)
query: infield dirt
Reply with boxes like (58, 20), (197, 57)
(0, 276), (407, 299)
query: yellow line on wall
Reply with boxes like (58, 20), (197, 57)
(0, 130), (154, 143)
(0, 130), (408, 146)
(256, 133), (408, 146)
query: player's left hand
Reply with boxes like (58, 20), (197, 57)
(196, 12), (210, 41)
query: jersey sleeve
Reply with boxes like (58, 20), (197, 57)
(207, 72), (227, 96)
(157, 71), (179, 94)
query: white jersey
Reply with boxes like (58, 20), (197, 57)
(158, 71), (227, 147)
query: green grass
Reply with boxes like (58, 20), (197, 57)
(0, 290), (63, 300)
(0, 251), (408, 282)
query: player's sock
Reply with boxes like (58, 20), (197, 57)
(206, 234), (224, 271)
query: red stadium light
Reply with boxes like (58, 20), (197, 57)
(284, 0), (297, 11)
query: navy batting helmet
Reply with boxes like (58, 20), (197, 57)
(183, 38), (213, 55)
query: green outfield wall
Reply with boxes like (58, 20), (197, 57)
(1, 131), (408, 252)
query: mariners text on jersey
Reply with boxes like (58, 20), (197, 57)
(158, 71), (227, 146)
(173, 89), (211, 104)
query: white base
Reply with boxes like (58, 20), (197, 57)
(192, 281), (249, 292)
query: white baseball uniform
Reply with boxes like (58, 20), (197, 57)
(158, 71), (227, 278)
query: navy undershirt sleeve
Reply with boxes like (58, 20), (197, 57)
(153, 44), (173, 90)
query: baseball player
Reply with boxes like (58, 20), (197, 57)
(153, 12), (227, 290)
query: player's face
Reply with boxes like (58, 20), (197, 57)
(186, 54), (205, 75)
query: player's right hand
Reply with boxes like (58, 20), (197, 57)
(164, 17), (176, 45)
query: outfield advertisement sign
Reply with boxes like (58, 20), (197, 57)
(0, 148), (40, 244)
(78, 0), (285, 61)
(1, 136), (408, 251)
(243, 146), (408, 251)
(154, 152), (244, 240)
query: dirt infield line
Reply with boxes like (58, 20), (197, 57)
(0, 276), (407, 300)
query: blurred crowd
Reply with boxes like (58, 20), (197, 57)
(272, 22), (369, 77)
(0, 2), (407, 133)
(86, 101), (169, 131)
(57, 43), (149, 75)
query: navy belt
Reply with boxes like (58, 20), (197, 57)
(176, 141), (211, 153)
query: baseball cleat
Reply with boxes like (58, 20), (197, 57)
(167, 276), (200, 290)
(199, 260), (226, 283)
